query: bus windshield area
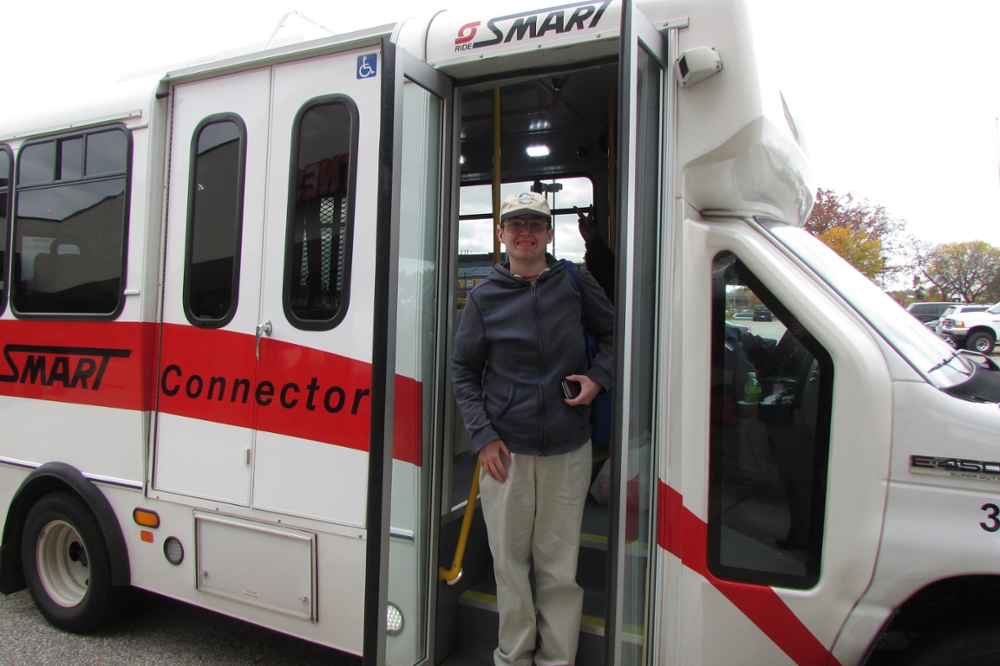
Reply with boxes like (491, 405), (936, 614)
(760, 219), (975, 388)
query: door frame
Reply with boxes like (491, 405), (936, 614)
(607, 2), (671, 664)
(364, 37), (455, 666)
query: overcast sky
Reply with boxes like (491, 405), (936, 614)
(6, 0), (999, 250)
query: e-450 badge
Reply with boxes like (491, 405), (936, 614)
(910, 455), (1000, 480)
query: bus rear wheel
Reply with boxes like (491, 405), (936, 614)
(21, 491), (128, 633)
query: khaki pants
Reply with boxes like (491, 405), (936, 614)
(480, 441), (592, 666)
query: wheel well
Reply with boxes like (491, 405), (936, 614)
(883, 575), (1000, 637)
(0, 463), (130, 594)
(967, 326), (997, 340)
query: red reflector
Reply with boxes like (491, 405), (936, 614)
(140, 530), (154, 543)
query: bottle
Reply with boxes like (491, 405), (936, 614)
(744, 372), (761, 404)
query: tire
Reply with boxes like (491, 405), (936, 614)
(967, 331), (995, 355)
(21, 491), (130, 633)
(903, 624), (1000, 666)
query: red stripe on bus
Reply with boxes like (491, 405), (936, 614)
(0, 320), (422, 466)
(158, 324), (421, 466)
(0, 320), (156, 411)
(657, 481), (842, 666)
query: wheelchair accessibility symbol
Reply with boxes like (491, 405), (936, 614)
(357, 54), (377, 80)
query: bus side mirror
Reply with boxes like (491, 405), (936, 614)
(674, 47), (722, 87)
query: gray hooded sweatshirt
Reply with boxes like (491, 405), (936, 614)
(451, 255), (614, 456)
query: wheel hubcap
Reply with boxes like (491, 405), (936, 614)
(976, 338), (992, 352)
(36, 520), (89, 607)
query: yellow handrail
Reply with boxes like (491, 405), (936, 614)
(438, 458), (482, 584)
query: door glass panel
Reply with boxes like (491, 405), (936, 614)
(0, 147), (10, 307)
(707, 252), (834, 589)
(387, 79), (444, 666)
(284, 99), (356, 329)
(621, 43), (662, 662)
(185, 117), (246, 325)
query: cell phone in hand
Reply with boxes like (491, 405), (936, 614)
(561, 379), (581, 399)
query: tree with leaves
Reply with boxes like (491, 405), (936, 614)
(915, 240), (1000, 303)
(805, 188), (907, 282)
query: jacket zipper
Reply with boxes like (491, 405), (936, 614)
(531, 279), (546, 453)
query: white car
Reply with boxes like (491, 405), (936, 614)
(931, 304), (989, 338)
(941, 302), (1000, 353)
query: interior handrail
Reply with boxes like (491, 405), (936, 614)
(438, 458), (482, 585)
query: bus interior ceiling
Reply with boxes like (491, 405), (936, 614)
(437, 62), (620, 666)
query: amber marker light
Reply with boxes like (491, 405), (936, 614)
(133, 508), (160, 528)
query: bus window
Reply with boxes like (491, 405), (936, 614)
(708, 251), (834, 589)
(12, 126), (131, 316)
(0, 145), (10, 311)
(456, 178), (593, 305)
(283, 97), (357, 330)
(184, 116), (247, 326)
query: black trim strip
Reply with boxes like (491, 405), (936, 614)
(363, 38), (400, 666)
(281, 95), (360, 332)
(182, 113), (248, 329)
(604, 3), (633, 660)
(0, 144), (12, 317)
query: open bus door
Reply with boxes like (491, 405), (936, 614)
(365, 38), (455, 666)
(607, 3), (671, 664)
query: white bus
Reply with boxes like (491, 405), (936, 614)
(2, 1), (999, 664)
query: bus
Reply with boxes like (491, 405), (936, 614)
(2, 1), (999, 664)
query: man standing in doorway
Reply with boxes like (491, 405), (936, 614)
(452, 192), (614, 666)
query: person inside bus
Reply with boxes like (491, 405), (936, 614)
(575, 204), (615, 303)
(740, 318), (819, 552)
(452, 192), (614, 666)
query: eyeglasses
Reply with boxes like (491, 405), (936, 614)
(502, 218), (549, 233)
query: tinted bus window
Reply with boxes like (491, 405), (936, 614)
(12, 127), (130, 316)
(184, 117), (246, 326)
(707, 251), (834, 589)
(0, 146), (11, 310)
(284, 98), (357, 330)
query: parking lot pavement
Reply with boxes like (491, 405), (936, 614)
(0, 589), (361, 665)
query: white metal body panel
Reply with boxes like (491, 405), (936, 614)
(252, 433), (369, 526)
(0, 398), (143, 484)
(195, 513), (317, 621)
(154, 415), (252, 504)
(104, 483), (367, 655)
(832, 380), (1000, 664)
(659, 214), (892, 664)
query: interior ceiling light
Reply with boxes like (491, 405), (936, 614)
(529, 120), (551, 131)
(526, 145), (550, 158)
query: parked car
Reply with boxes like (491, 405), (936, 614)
(731, 310), (753, 320)
(752, 304), (773, 321)
(905, 301), (955, 325)
(941, 302), (1000, 353)
(931, 304), (989, 337)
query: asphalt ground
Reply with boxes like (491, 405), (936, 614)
(0, 589), (361, 666)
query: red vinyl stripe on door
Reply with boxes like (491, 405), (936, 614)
(657, 481), (842, 666)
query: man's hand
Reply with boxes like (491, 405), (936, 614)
(575, 205), (598, 245)
(479, 439), (511, 483)
(564, 374), (603, 406)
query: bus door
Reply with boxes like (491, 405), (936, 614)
(154, 68), (270, 505)
(155, 42), (385, 526)
(607, 3), (670, 664)
(365, 41), (454, 666)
